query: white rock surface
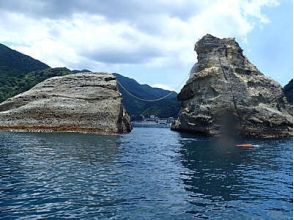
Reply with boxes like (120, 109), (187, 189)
(0, 73), (132, 134)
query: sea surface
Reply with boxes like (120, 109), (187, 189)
(0, 127), (292, 219)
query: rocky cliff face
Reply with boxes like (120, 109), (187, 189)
(172, 34), (292, 138)
(0, 73), (132, 134)
(284, 79), (293, 104)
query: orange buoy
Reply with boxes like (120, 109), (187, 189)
(235, 144), (253, 148)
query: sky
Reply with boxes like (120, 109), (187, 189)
(0, 0), (292, 91)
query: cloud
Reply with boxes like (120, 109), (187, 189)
(0, 0), (280, 72)
(0, 0), (206, 21)
(152, 84), (173, 91)
(84, 47), (161, 64)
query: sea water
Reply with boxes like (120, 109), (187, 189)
(0, 127), (292, 219)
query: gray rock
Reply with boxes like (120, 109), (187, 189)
(0, 73), (132, 134)
(283, 79), (293, 104)
(172, 34), (292, 138)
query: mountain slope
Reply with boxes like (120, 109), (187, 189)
(0, 43), (52, 102)
(0, 67), (72, 102)
(0, 43), (49, 76)
(0, 43), (180, 118)
(113, 73), (180, 119)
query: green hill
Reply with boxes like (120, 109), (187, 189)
(0, 43), (49, 76)
(113, 73), (180, 119)
(0, 67), (72, 102)
(0, 43), (53, 102)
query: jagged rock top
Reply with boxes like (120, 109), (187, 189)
(173, 34), (292, 138)
(195, 34), (242, 56)
(0, 73), (132, 134)
(189, 34), (258, 80)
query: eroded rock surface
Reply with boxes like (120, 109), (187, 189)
(284, 79), (293, 104)
(172, 34), (292, 138)
(0, 73), (132, 134)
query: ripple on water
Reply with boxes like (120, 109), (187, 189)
(0, 128), (292, 219)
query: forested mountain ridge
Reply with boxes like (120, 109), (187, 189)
(113, 73), (180, 119)
(0, 43), (49, 76)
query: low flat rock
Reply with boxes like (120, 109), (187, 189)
(172, 34), (292, 138)
(0, 73), (132, 134)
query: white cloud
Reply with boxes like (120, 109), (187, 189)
(152, 84), (175, 91)
(242, 0), (279, 23)
(0, 0), (280, 74)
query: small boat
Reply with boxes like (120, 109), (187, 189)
(235, 144), (253, 148)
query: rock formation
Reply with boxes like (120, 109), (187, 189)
(0, 73), (132, 134)
(172, 34), (292, 138)
(283, 79), (293, 104)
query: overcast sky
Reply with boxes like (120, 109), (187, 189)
(0, 0), (292, 90)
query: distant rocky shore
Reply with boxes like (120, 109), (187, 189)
(0, 73), (132, 134)
(172, 34), (292, 138)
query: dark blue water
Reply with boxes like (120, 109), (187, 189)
(0, 128), (292, 219)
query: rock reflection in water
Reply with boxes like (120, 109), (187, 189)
(178, 132), (292, 219)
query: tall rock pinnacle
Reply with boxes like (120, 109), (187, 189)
(172, 34), (292, 138)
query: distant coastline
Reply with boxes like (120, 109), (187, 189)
(132, 115), (174, 128)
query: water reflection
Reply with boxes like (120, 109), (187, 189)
(6, 132), (119, 164)
(179, 133), (250, 201)
(0, 132), (122, 219)
(178, 132), (293, 219)
(0, 129), (292, 219)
